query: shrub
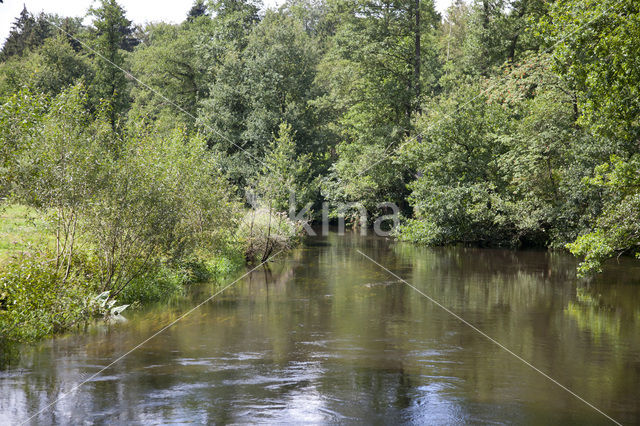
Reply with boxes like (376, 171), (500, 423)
(3, 85), (242, 301)
(82, 125), (242, 298)
(396, 218), (443, 246)
(0, 251), (91, 341)
(117, 264), (186, 305)
(238, 207), (304, 262)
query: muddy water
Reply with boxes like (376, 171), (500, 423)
(1, 232), (639, 424)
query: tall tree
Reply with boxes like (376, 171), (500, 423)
(455, 0), (547, 76)
(199, 9), (320, 185)
(317, 0), (440, 215)
(129, 19), (212, 130)
(0, 7), (52, 61)
(551, 0), (640, 274)
(88, 0), (136, 128)
(546, 0), (640, 145)
(209, 0), (262, 44)
(188, 0), (209, 21)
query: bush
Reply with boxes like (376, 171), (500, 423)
(238, 207), (304, 262)
(81, 125), (242, 297)
(3, 85), (243, 302)
(397, 218), (443, 246)
(0, 251), (91, 341)
(117, 264), (186, 305)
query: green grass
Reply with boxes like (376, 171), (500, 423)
(0, 205), (53, 264)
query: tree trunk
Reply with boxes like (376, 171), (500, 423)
(507, 0), (528, 62)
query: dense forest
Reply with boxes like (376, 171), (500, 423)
(1, 0), (639, 341)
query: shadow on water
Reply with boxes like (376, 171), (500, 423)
(1, 231), (639, 424)
(0, 338), (20, 369)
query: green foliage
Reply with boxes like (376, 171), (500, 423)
(0, 251), (90, 342)
(188, 0), (209, 21)
(400, 51), (612, 248)
(542, 0), (640, 274)
(456, 0), (548, 76)
(0, 35), (92, 98)
(0, 7), (52, 61)
(568, 156), (640, 275)
(544, 0), (640, 145)
(128, 19), (213, 129)
(317, 0), (440, 215)
(7, 85), (104, 278)
(0, 78), (248, 341)
(10, 84), (101, 211)
(202, 249), (245, 277)
(0, 0), (637, 329)
(199, 9), (322, 185)
(87, 0), (137, 126)
(253, 122), (318, 212)
(321, 140), (410, 219)
(400, 84), (513, 245)
(117, 249), (245, 305)
(3, 84), (242, 301)
(0, 87), (48, 197)
(78, 123), (241, 297)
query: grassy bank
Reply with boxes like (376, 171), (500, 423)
(0, 205), (52, 263)
(0, 204), (302, 343)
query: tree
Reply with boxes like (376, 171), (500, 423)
(208, 0), (262, 51)
(128, 21), (212, 130)
(545, 0), (640, 146)
(5, 85), (103, 277)
(0, 87), (48, 198)
(31, 36), (92, 96)
(84, 124), (240, 296)
(188, 0), (209, 21)
(0, 7), (52, 61)
(552, 0), (640, 273)
(253, 122), (318, 212)
(317, 0), (440, 216)
(3, 84), (241, 300)
(88, 0), (137, 127)
(399, 51), (606, 248)
(444, 0), (548, 78)
(399, 84), (512, 245)
(0, 34), (91, 99)
(199, 9), (321, 185)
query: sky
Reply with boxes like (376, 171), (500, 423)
(1, 0), (452, 46)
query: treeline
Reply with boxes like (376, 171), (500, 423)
(1, 0), (639, 281)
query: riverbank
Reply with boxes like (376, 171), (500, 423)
(0, 204), (301, 343)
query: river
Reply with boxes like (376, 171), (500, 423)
(1, 232), (639, 424)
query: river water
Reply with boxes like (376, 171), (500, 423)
(1, 232), (639, 424)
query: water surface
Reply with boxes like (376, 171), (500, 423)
(1, 233), (639, 424)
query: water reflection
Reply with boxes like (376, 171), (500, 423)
(1, 232), (639, 424)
